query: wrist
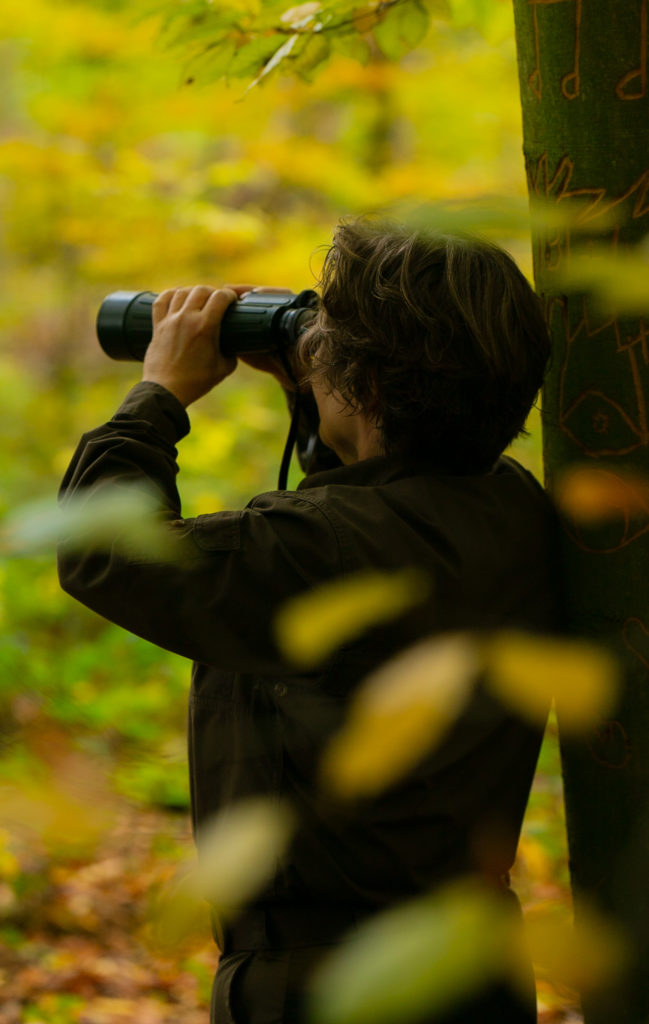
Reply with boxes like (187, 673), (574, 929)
(141, 373), (198, 408)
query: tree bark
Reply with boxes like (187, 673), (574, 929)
(512, 2), (649, 1021)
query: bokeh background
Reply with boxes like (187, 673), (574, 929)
(0, 2), (574, 1021)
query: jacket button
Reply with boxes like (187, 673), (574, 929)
(273, 682), (288, 697)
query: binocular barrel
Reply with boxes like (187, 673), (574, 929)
(97, 289), (318, 361)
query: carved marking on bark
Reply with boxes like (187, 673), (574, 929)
(527, 154), (607, 231)
(588, 720), (632, 769)
(623, 616), (649, 671)
(625, 336), (649, 441)
(545, 293), (642, 456)
(561, 0), (582, 99)
(616, 0), (648, 100)
(558, 319), (647, 462)
(527, 154), (649, 234)
(530, 158), (649, 546)
(527, 0), (582, 100)
(561, 391), (643, 456)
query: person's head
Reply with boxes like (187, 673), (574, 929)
(299, 217), (551, 472)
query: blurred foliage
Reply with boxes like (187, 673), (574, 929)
(318, 624), (620, 800)
(308, 874), (628, 1024)
(275, 567), (429, 666)
(321, 633), (478, 797)
(484, 632), (620, 734)
(0, 0), (586, 1020)
(150, 797), (296, 953)
(308, 877), (524, 1024)
(3, 483), (186, 561)
(550, 240), (649, 316)
(556, 464), (649, 525)
(152, 0), (502, 90)
(0, 0), (537, 803)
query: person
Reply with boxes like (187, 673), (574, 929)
(58, 217), (559, 1024)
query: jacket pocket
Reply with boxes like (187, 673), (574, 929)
(210, 950), (253, 1024)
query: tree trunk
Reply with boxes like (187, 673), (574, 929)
(511, 2), (649, 1021)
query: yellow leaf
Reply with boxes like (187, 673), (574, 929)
(148, 871), (212, 955)
(555, 465), (649, 523)
(321, 634), (478, 797)
(0, 830), (19, 881)
(275, 569), (430, 667)
(182, 417), (237, 473)
(552, 242), (649, 315)
(515, 835), (552, 884)
(484, 632), (619, 732)
(526, 901), (630, 994)
(0, 776), (112, 856)
(150, 797), (295, 951)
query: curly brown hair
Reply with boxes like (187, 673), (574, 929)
(299, 217), (551, 473)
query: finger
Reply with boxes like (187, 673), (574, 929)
(153, 289), (174, 322)
(169, 288), (191, 313)
(202, 287), (239, 326)
(249, 287), (293, 295)
(224, 283), (257, 297)
(186, 285), (217, 310)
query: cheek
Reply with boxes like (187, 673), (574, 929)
(313, 384), (336, 422)
(311, 387), (335, 442)
(311, 377), (327, 413)
(314, 397), (329, 439)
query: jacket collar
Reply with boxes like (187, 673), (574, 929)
(297, 453), (496, 490)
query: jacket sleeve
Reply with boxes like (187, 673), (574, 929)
(57, 382), (345, 673)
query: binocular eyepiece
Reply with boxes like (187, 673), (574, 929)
(96, 288), (319, 362)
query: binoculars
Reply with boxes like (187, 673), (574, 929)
(96, 288), (319, 361)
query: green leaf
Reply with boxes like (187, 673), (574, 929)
(157, 4), (242, 50)
(182, 39), (238, 86)
(247, 33), (302, 89)
(197, 797), (296, 909)
(293, 31), (332, 80)
(447, 0), (490, 28)
(400, 196), (612, 242)
(319, 0), (369, 22)
(227, 33), (287, 80)
(307, 879), (523, 1024)
(329, 29), (372, 63)
(1, 484), (182, 562)
(373, 0), (430, 61)
(446, 0), (512, 42)
(150, 797), (296, 950)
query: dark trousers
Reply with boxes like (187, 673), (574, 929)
(210, 946), (537, 1024)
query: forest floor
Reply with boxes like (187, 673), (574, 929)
(0, 806), (217, 1024)
(0, 800), (583, 1024)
